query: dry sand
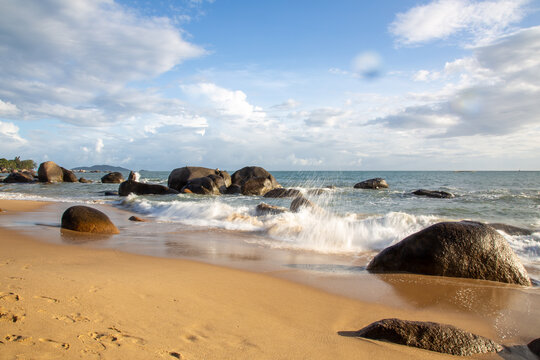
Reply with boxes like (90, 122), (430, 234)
(0, 199), (531, 359)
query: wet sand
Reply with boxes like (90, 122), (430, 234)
(0, 199), (538, 359)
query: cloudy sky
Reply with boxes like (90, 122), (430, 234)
(1, 0), (539, 170)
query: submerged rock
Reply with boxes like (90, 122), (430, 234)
(129, 215), (147, 222)
(38, 161), (64, 183)
(101, 172), (125, 184)
(79, 177), (91, 183)
(354, 178), (388, 189)
(256, 203), (288, 216)
(61, 206), (119, 234)
(367, 221), (531, 286)
(351, 318), (502, 356)
(412, 189), (454, 198)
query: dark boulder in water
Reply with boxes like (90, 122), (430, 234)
(290, 196), (317, 212)
(528, 338), (540, 357)
(181, 176), (221, 195)
(230, 166), (281, 196)
(61, 206), (119, 234)
(354, 178), (388, 189)
(168, 166), (231, 193)
(129, 215), (147, 222)
(101, 172), (125, 184)
(3, 171), (35, 183)
(488, 223), (534, 236)
(79, 177), (91, 183)
(367, 221), (531, 286)
(38, 161), (64, 183)
(349, 318), (502, 356)
(119, 172), (179, 196)
(412, 189), (454, 198)
(264, 188), (301, 198)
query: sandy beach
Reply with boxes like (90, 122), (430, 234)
(0, 199), (537, 359)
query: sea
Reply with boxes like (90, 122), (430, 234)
(1, 170), (539, 273)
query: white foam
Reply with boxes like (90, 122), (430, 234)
(0, 192), (106, 204)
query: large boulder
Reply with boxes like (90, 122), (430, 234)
(350, 318), (502, 356)
(167, 167), (231, 193)
(264, 188), (302, 198)
(119, 172), (179, 196)
(101, 172), (125, 184)
(353, 178), (388, 189)
(38, 161), (64, 183)
(528, 338), (540, 357)
(230, 166), (281, 196)
(61, 206), (119, 234)
(367, 221), (531, 286)
(412, 189), (454, 198)
(3, 172), (35, 183)
(61, 167), (78, 182)
(181, 176), (221, 195)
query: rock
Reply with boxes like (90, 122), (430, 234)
(290, 196), (316, 212)
(256, 203), (288, 216)
(61, 206), (119, 234)
(367, 221), (531, 286)
(101, 172), (125, 184)
(182, 176), (221, 195)
(351, 318), (502, 356)
(225, 184), (242, 194)
(489, 223), (534, 236)
(3, 172), (35, 183)
(264, 188), (302, 198)
(528, 338), (540, 356)
(103, 191), (119, 196)
(242, 177), (274, 196)
(230, 166), (281, 196)
(38, 161), (64, 182)
(119, 172), (179, 196)
(307, 188), (329, 196)
(129, 215), (147, 222)
(168, 167), (231, 192)
(412, 189), (454, 198)
(79, 177), (91, 183)
(61, 167), (78, 182)
(353, 178), (388, 189)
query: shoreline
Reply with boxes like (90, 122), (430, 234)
(1, 199), (538, 359)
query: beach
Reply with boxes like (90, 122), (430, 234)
(0, 199), (538, 359)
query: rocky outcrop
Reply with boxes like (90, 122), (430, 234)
(181, 176), (221, 195)
(61, 167), (78, 182)
(168, 167), (231, 193)
(290, 196), (316, 212)
(38, 161), (64, 183)
(101, 172), (125, 184)
(3, 172), (35, 183)
(489, 223), (534, 236)
(264, 188), (302, 198)
(256, 203), (288, 216)
(367, 221), (531, 286)
(350, 318), (502, 356)
(119, 172), (179, 196)
(230, 166), (281, 196)
(412, 189), (454, 198)
(61, 206), (119, 234)
(353, 178), (388, 189)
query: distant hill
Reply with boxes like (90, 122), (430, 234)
(72, 164), (130, 172)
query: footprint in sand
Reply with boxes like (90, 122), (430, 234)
(158, 350), (183, 358)
(79, 327), (146, 350)
(0, 292), (20, 302)
(53, 313), (90, 323)
(34, 295), (59, 303)
(39, 338), (70, 350)
(0, 306), (24, 323)
(4, 334), (33, 345)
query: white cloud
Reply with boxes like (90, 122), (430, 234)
(95, 138), (104, 153)
(0, 121), (26, 143)
(413, 70), (441, 82)
(0, 100), (20, 116)
(390, 0), (530, 46)
(303, 108), (351, 128)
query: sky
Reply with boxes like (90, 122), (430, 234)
(0, 0), (539, 171)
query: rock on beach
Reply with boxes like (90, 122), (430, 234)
(61, 206), (119, 234)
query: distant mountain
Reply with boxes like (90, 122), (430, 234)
(72, 164), (130, 172)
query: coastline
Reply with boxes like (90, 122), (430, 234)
(0, 199), (537, 359)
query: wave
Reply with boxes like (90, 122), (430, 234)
(0, 192), (106, 204)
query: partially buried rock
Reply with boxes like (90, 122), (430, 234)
(119, 171), (179, 196)
(264, 188), (301, 198)
(367, 221), (531, 286)
(3, 172), (35, 183)
(101, 172), (125, 184)
(256, 203), (288, 216)
(354, 178), (388, 189)
(412, 189), (454, 198)
(352, 318), (502, 356)
(61, 206), (119, 234)
(38, 161), (64, 183)
(129, 215), (147, 222)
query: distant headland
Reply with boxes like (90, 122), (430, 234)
(71, 165), (130, 172)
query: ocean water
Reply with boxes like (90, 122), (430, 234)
(1, 170), (539, 269)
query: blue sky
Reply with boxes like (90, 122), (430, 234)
(1, 0), (539, 170)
